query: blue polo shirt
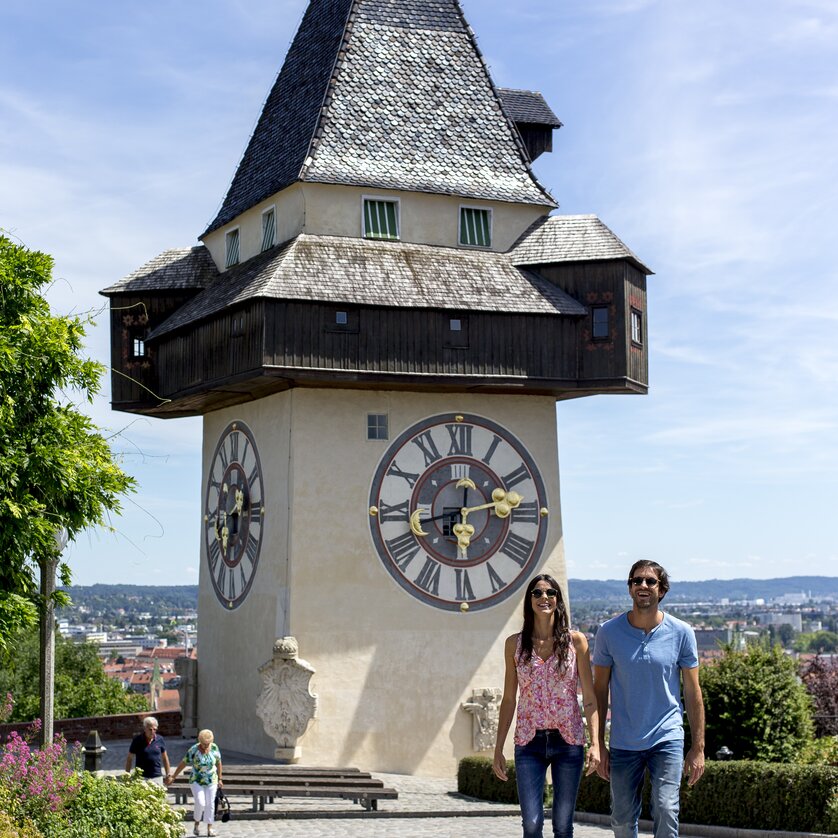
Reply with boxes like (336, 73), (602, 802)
(592, 612), (698, 751)
(129, 732), (167, 779)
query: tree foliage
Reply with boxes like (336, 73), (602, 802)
(701, 643), (813, 762)
(0, 234), (134, 649)
(794, 631), (838, 654)
(0, 627), (147, 721)
(801, 654), (838, 738)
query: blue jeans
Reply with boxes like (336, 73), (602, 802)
(515, 729), (584, 838)
(609, 740), (683, 838)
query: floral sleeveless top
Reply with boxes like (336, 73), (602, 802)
(514, 633), (586, 746)
(185, 742), (221, 785)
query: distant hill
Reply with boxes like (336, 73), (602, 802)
(60, 578), (838, 610)
(569, 576), (838, 603)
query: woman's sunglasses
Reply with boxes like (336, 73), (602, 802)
(530, 588), (558, 598)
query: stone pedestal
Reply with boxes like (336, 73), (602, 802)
(257, 637), (317, 763)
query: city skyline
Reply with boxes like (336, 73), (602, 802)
(1, 0), (836, 585)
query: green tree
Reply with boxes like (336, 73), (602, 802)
(0, 234), (134, 650)
(794, 631), (838, 654)
(0, 626), (147, 721)
(702, 643), (813, 762)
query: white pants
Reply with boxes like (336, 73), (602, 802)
(191, 782), (217, 824)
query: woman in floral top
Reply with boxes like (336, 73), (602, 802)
(493, 574), (601, 838)
(167, 729), (223, 837)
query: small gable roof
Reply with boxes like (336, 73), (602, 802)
(204, 0), (555, 237)
(100, 247), (217, 296)
(147, 234), (585, 340)
(498, 88), (562, 128)
(509, 214), (653, 274)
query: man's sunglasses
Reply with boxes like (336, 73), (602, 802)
(629, 577), (659, 587)
(531, 588), (559, 598)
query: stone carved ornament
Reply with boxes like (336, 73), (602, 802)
(461, 688), (502, 752)
(257, 637), (318, 755)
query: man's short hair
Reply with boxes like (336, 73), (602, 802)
(627, 560), (670, 599)
(143, 716), (159, 730)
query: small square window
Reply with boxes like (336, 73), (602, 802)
(592, 306), (609, 340)
(336, 311), (348, 326)
(631, 309), (643, 345)
(225, 228), (240, 268)
(450, 318), (462, 331)
(459, 207), (492, 247)
(231, 314), (245, 337)
(132, 336), (146, 358)
(363, 199), (399, 240)
(367, 414), (388, 440)
(261, 208), (276, 252)
(444, 314), (469, 348)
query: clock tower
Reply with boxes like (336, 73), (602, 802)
(101, 0), (651, 775)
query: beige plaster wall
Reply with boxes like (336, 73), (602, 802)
(201, 183), (547, 270)
(197, 389), (566, 775)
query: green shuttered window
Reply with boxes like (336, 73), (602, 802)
(225, 228), (240, 268)
(363, 199), (399, 240)
(261, 208), (276, 252)
(459, 207), (492, 247)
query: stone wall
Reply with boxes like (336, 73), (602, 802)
(0, 709), (182, 743)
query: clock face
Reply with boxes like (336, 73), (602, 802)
(204, 421), (265, 609)
(368, 413), (549, 612)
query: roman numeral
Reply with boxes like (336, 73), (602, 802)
(230, 431), (240, 462)
(245, 534), (259, 564)
(481, 434), (502, 465)
(502, 532), (534, 567)
(248, 464), (260, 487)
(219, 443), (229, 470)
(208, 539), (220, 571)
(450, 463), (470, 481)
(228, 571), (237, 602)
(415, 557), (441, 595)
(379, 500), (410, 522)
(455, 568), (476, 601)
(386, 532), (420, 570)
(387, 461), (420, 488)
(446, 424), (473, 456)
(502, 463), (530, 490)
(412, 431), (442, 467)
(216, 564), (227, 595)
(487, 562), (506, 593)
(513, 501), (540, 524)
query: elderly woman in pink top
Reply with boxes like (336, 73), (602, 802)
(493, 573), (601, 838)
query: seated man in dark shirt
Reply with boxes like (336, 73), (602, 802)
(125, 716), (171, 784)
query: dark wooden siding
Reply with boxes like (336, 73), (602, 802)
(265, 302), (581, 380)
(108, 293), (197, 408)
(153, 302), (264, 396)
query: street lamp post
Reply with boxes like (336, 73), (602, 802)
(39, 526), (68, 748)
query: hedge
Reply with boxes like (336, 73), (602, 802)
(458, 757), (838, 834)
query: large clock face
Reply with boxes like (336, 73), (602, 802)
(204, 421), (265, 610)
(368, 413), (549, 612)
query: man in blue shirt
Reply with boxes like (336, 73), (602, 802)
(125, 716), (171, 785)
(593, 561), (704, 838)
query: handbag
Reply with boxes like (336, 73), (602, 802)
(214, 788), (231, 823)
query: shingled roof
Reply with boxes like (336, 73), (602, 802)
(509, 214), (653, 274)
(498, 88), (562, 128)
(100, 247), (218, 295)
(146, 234), (585, 340)
(204, 0), (556, 237)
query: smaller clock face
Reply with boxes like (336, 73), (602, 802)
(204, 421), (265, 609)
(368, 413), (549, 612)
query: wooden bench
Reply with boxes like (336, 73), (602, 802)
(169, 765), (398, 812)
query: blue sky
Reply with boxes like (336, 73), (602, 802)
(1, 0), (836, 586)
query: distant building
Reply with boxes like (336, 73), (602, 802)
(774, 592), (809, 606)
(757, 612), (803, 632)
(693, 627), (733, 652)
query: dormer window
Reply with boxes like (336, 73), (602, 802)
(459, 206), (492, 248)
(225, 228), (240, 268)
(363, 198), (399, 240)
(261, 207), (276, 251)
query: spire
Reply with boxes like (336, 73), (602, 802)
(204, 0), (555, 237)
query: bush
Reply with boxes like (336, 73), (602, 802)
(458, 756), (521, 804)
(0, 784), (43, 837)
(701, 644), (813, 762)
(459, 756), (838, 834)
(44, 772), (183, 838)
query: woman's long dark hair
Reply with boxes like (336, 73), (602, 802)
(518, 573), (571, 670)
